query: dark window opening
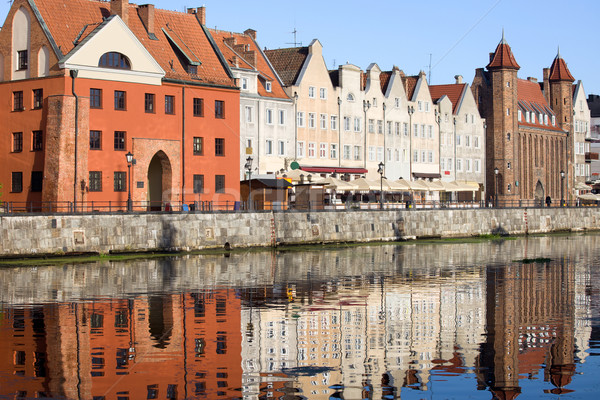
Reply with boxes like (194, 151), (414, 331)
(193, 98), (204, 117)
(193, 174), (204, 194)
(32, 130), (43, 151)
(90, 89), (102, 108)
(13, 91), (24, 111)
(145, 93), (155, 113)
(89, 171), (102, 192)
(114, 90), (126, 110)
(17, 50), (28, 70)
(114, 131), (126, 151)
(31, 171), (43, 192)
(215, 138), (225, 156)
(114, 172), (126, 192)
(215, 175), (225, 193)
(12, 172), (23, 193)
(215, 100), (225, 119)
(12, 132), (23, 152)
(90, 130), (102, 150)
(193, 137), (203, 155)
(33, 89), (43, 109)
(165, 95), (175, 114)
(99, 52), (131, 70)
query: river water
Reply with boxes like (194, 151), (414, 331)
(1, 234), (600, 399)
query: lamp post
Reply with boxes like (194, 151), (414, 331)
(363, 100), (371, 169)
(494, 167), (499, 207)
(245, 156), (253, 210)
(378, 161), (384, 209)
(126, 151), (134, 211)
(408, 105), (415, 180)
(560, 170), (565, 207)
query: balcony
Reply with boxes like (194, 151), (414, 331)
(585, 152), (599, 162)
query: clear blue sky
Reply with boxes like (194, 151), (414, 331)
(1, 0), (598, 95)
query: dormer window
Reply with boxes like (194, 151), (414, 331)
(544, 114), (548, 125)
(241, 77), (248, 90)
(552, 116), (556, 126)
(526, 111), (530, 123)
(188, 65), (197, 75)
(265, 81), (272, 92)
(518, 110), (522, 122)
(99, 52), (131, 70)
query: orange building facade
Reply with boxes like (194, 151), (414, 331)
(0, 0), (241, 210)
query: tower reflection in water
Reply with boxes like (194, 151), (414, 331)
(0, 236), (595, 399)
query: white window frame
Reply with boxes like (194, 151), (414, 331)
(308, 142), (316, 158)
(330, 115), (338, 130)
(354, 117), (361, 132)
(320, 113), (327, 130)
(368, 146), (375, 161)
(297, 111), (305, 127)
(278, 109), (286, 125)
(330, 143), (337, 159)
(297, 141), (305, 158)
(265, 81), (272, 92)
(308, 112), (316, 129)
(241, 77), (248, 90)
(308, 86), (315, 98)
(319, 87), (327, 100)
(344, 116), (351, 132)
(319, 142), (327, 158)
(266, 139), (273, 155)
(266, 108), (274, 125)
(343, 144), (351, 160)
(278, 140), (285, 156)
(353, 145), (361, 161)
(244, 105), (253, 123)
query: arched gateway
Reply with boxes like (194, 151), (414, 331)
(148, 151), (172, 211)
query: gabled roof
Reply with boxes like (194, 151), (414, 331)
(487, 35), (520, 70)
(402, 75), (419, 101)
(360, 72), (367, 91)
(379, 71), (392, 93)
(429, 84), (468, 114)
(548, 50), (575, 82)
(517, 79), (563, 132)
(264, 46), (309, 86)
(329, 69), (339, 88)
(31, 0), (234, 86)
(208, 29), (289, 99)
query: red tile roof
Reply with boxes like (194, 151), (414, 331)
(548, 54), (575, 82)
(208, 29), (289, 99)
(429, 84), (467, 114)
(33, 0), (234, 86)
(264, 46), (309, 86)
(379, 71), (391, 93)
(517, 79), (563, 132)
(487, 38), (520, 70)
(402, 75), (419, 101)
(360, 72), (367, 91)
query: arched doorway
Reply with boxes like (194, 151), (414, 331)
(534, 180), (545, 206)
(148, 151), (172, 211)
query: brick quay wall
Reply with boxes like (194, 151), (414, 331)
(1, 208), (599, 257)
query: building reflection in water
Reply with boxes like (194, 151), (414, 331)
(0, 235), (598, 399)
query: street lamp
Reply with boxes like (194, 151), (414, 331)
(494, 167), (499, 207)
(245, 156), (253, 210)
(126, 151), (134, 211)
(378, 161), (384, 209)
(560, 170), (565, 207)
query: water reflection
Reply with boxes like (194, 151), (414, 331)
(0, 234), (599, 399)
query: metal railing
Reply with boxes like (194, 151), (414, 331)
(1, 198), (596, 215)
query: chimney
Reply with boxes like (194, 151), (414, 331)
(198, 6), (206, 25)
(138, 4), (155, 37)
(454, 75), (463, 84)
(527, 77), (538, 83)
(244, 29), (257, 40)
(243, 50), (256, 67)
(224, 37), (236, 47)
(232, 55), (239, 68)
(543, 68), (550, 104)
(111, 0), (129, 25)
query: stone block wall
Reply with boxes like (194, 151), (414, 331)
(0, 208), (599, 257)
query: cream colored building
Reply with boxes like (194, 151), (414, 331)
(572, 80), (591, 185)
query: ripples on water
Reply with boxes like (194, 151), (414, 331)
(1, 234), (600, 399)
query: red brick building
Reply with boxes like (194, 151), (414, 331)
(472, 34), (574, 205)
(0, 0), (240, 210)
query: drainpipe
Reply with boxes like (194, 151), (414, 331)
(294, 91), (299, 160)
(453, 117), (457, 181)
(363, 100), (370, 170)
(70, 70), (79, 209)
(408, 105), (415, 180)
(182, 86), (186, 203)
(337, 96), (342, 167)
(383, 102), (387, 169)
(256, 98), (260, 175)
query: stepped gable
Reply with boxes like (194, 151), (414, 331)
(209, 29), (288, 99)
(517, 78), (563, 132)
(548, 50), (575, 82)
(33, 0), (234, 86)
(429, 83), (467, 114)
(486, 34), (520, 70)
(264, 46), (309, 86)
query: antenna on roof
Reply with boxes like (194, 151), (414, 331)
(428, 54), (432, 85)
(286, 27), (301, 47)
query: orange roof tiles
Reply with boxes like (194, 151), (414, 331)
(402, 75), (419, 101)
(209, 29), (289, 99)
(429, 84), (467, 114)
(34, 0), (234, 86)
(548, 55), (575, 82)
(264, 46), (309, 86)
(517, 79), (563, 132)
(487, 38), (520, 70)
(379, 71), (391, 93)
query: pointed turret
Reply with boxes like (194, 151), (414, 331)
(548, 48), (575, 82)
(487, 33), (520, 70)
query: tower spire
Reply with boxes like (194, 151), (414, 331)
(557, 46), (561, 59)
(500, 28), (507, 44)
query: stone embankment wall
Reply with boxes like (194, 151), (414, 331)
(0, 208), (598, 257)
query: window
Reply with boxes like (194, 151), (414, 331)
(441, 158), (445, 170)
(474, 136), (480, 148)
(215, 175), (225, 193)
(165, 95), (175, 114)
(193, 175), (204, 193)
(308, 113), (316, 128)
(31, 171), (43, 192)
(193, 137), (203, 155)
(266, 108), (274, 124)
(368, 146), (375, 161)
(278, 110), (286, 125)
(330, 143), (337, 159)
(425, 102), (430, 112)
(343, 145), (351, 160)
(320, 114), (327, 129)
(368, 119), (374, 133)
(421, 151), (426, 163)
(413, 124), (418, 137)
(278, 140), (285, 156)
(241, 78), (248, 90)
(319, 88), (327, 99)
(99, 52), (131, 69)
(193, 98), (204, 117)
(395, 98), (400, 108)
(114, 131), (126, 150)
(215, 100), (225, 118)
(413, 150), (418, 162)
(465, 135), (471, 147)
(145, 93), (155, 113)
(308, 142), (316, 158)
(395, 122), (400, 135)
(403, 123), (408, 136)
(319, 143), (327, 158)
(331, 115), (338, 130)
(420, 124), (425, 138)
(297, 141), (305, 157)
(372, 98), (377, 107)
(428, 151), (433, 163)
(90, 130), (102, 150)
(308, 86), (315, 98)
(89, 171), (102, 192)
(344, 116), (351, 131)
(377, 120), (383, 134)
(11, 172), (23, 193)
(32, 130), (43, 151)
(12, 132), (23, 153)
(456, 135), (461, 146)
(13, 91), (24, 111)
(244, 106), (253, 123)
(466, 159), (472, 172)
(17, 50), (28, 70)
(448, 158), (453, 170)
(90, 89), (102, 109)
(427, 125), (433, 139)
(215, 138), (225, 156)
(418, 101), (422, 111)
(265, 82), (272, 92)
(265, 139), (273, 155)
(33, 89), (43, 109)
(113, 172), (126, 192)
(354, 145), (361, 161)
(297, 112), (305, 127)
(474, 159), (481, 173)
(355, 117), (362, 132)
(457, 159), (462, 172)
(114, 90), (126, 110)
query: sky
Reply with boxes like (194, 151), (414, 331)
(1, 0), (598, 95)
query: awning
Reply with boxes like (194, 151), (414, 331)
(300, 166), (368, 174)
(412, 172), (441, 179)
(314, 177), (357, 191)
